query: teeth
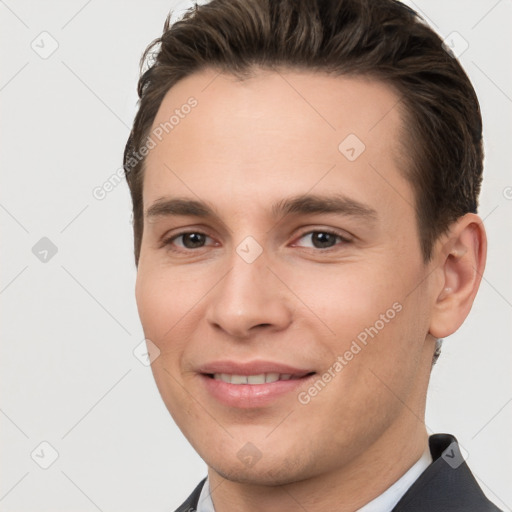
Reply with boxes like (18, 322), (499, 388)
(212, 373), (298, 384)
(248, 374), (265, 384)
(231, 374), (248, 384)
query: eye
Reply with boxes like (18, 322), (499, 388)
(164, 231), (215, 250)
(293, 230), (350, 250)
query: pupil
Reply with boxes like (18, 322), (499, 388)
(184, 233), (205, 248)
(313, 232), (336, 248)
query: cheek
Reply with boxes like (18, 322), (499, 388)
(135, 267), (187, 361)
(135, 269), (164, 338)
(135, 265), (214, 377)
(136, 264), (191, 334)
(135, 268), (199, 422)
(285, 258), (427, 385)
(285, 261), (404, 336)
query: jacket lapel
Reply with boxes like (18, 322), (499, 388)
(392, 433), (501, 511)
(174, 477), (206, 512)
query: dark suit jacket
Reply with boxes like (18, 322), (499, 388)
(174, 433), (502, 511)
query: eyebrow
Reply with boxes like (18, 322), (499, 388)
(145, 193), (378, 223)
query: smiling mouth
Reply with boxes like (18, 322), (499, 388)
(206, 372), (316, 384)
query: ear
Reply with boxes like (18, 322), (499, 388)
(429, 213), (487, 339)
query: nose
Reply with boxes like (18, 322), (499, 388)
(205, 249), (293, 339)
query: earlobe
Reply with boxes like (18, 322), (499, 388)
(429, 214), (487, 339)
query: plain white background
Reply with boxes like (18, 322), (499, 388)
(1, 0), (511, 510)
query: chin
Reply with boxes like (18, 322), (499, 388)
(210, 462), (307, 487)
(205, 446), (320, 487)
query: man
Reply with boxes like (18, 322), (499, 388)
(123, 0), (502, 510)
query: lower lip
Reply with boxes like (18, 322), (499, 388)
(200, 374), (316, 408)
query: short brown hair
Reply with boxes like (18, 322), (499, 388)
(123, 0), (483, 267)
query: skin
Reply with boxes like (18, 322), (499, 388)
(135, 68), (486, 511)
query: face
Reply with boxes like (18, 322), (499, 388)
(135, 68), (438, 485)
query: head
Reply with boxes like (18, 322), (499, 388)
(125, 0), (486, 491)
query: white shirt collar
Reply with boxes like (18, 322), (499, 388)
(196, 477), (215, 512)
(355, 443), (432, 511)
(197, 442), (432, 512)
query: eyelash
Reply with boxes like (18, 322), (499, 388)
(161, 229), (351, 253)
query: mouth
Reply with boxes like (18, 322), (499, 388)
(205, 372), (315, 384)
(197, 362), (317, 408)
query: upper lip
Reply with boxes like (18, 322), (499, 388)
(198, 360), (315, 377)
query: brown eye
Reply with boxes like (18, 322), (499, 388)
(164, 231), (213, 251)
(180, 233), (207, 248)
(310, 232), (338, 248)
(294, 230), (349, 250)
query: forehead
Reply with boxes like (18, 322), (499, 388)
(143, 67), (411, 218)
